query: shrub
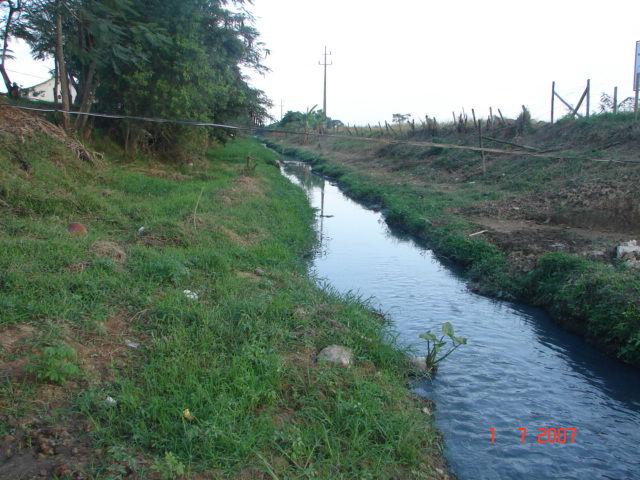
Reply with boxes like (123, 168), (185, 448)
(27, 344), (81, 384)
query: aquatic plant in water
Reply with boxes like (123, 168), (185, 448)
(420, 322), (467, 376)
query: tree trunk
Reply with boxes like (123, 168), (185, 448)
(53, 57), (59, 105)
(74, 59), (96, 132)
(0, 2), (18, 93)
(55, 4), (71, 130)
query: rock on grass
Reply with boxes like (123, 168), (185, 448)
(67, 223), (87, 236)
(317, 345), (353, 367)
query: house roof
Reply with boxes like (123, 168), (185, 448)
(25, 77), (54, 90)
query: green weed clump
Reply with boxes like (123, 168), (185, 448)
(523, 253), (640, 364)
(27, 344), (81, 384)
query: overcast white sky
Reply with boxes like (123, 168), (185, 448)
(248, 0), (640, 124)
(5, 0), (640, 124)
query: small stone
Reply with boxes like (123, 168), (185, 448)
(54, 463), (72, 478)
(125, 340), (140, 349)
(625, 259), (640, 269)
(422, 406), (432, 415)
(67, 222), (87, 236)
(408, 356), (428, 372)
(183, 289), (198, 300)
(616, 240), (640, 259)
(254, 267), (265, 276)
(104, 396), (117, 406)
(137, 226), (146, 236)
(317, 345), (353, 367)
(182, 409), (195, 421)
(38, 438), (54, 456)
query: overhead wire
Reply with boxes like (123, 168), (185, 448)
(2, 102), (640, 165)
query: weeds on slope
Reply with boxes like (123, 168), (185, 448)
(0, 136), (445, 478)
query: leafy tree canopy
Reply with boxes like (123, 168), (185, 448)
(10, 0), (271, 158)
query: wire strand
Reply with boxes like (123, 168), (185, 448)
(3, 103), (640, 165)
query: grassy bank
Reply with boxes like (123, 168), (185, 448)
(0, 132), (446, 478)
(264, 134), (640, 367)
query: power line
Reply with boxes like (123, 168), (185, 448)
(6, 68), (50, 81)
(2, 103), (639, 165)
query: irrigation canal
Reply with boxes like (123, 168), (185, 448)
(279, 159), (640, 480)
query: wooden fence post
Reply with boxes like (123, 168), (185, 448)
(478, 120), (486, 174)
(635, 73), (639, 121)
(586, 79), (590, 118)
(613, 86), (618, 114)
(471, 108), (477, 129)
(551, 81), (555, 124)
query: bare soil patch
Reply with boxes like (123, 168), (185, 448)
(0, 313), (143, 479)
(217, 225), (263, 247)
(89, 241), (126, 264)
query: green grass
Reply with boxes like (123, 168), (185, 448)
(0, 134), (443, 478)
(264, 137), (640, 367)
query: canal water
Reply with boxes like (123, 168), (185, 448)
(279, 160), (640, 480)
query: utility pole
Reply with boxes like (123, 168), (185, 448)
(280, 99), (284, 122)
(318, 46), (332, 126)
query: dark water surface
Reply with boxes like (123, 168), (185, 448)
(279, 160), (640, 480)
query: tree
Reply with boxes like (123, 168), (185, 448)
(392, 113), (411, 124)
(17, 0), (270, 150)
(54, 0), (71, 129)
(0, 0), (24, 93)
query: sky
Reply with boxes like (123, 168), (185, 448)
(5, 0), (640, 124)
(247, 0), (640, 124)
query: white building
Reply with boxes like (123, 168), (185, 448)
(23, 77), (76, 103)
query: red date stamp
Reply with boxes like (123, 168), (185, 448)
(490, 427), (577, 445)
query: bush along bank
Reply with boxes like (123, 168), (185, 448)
(264, 139), (640, 367)
(0, 132), (448, 478)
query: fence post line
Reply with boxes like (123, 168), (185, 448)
(478, 119), (486, 174)
(613, 86), (618, 114)
(551, 81), (555, 124)
(635, 73), (640, 121)
(471, 108), (477, 129)
(586, 79), (590, 118)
